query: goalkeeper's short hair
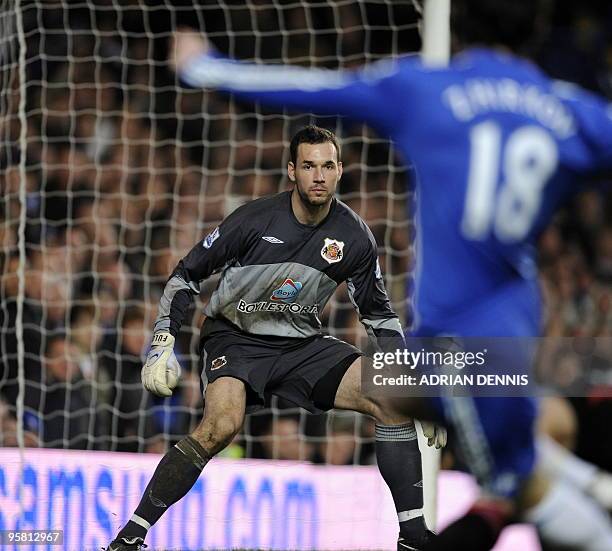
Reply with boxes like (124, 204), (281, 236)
(290, 125), (342, 164)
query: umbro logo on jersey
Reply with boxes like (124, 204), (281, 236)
(262, 236), (284, 244)
(413, 480), (423, 488)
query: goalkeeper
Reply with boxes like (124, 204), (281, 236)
(107, 125), (445, 551)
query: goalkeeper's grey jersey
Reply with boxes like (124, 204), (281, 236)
(154, 191), (402, 341)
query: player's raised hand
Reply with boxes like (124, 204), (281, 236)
(420, 420), (447, 449)
(141, 332), (181, 397)
(169, 27), (212, 74)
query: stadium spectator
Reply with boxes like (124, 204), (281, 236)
(260, 414), (315, 462)
(0, 398), (39, 448)
(69, 303), (104, 380)
(101, 306), (156, 452)
(0, 253), (44, 427)
(320, 414), (360, 465)
(40, 334), (96, 449)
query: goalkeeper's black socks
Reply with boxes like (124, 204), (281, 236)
(375, 422), (428, 544)
(116, 436), (210, 541)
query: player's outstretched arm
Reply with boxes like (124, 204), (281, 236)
(169, 28), (404, 137)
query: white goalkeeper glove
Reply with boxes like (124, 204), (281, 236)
(420, 420), (448, 449)
(141, 332), (181, 397)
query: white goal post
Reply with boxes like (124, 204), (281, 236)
(418, 0), (451, 530)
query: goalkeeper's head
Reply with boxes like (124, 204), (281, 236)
(451, 0), (547, 55)
(287, 125), (342, 208)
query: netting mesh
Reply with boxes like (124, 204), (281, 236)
(0, 1), (421, 461)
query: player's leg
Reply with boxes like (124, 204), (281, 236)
(107, 376), (246, 550)
(332, 357), (435, 550)
(523, 471), (612, 551)
(536, 396), (612, 510)
(418, 395), (537, 551)
(538, 433), (612, 512)
(423, 394), (612, 551)
(538, 395), (577, 450)
(522, 400), (612, 551)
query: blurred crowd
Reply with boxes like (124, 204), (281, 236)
(0, 1), (610, 469)
(0, 0), (415, 458)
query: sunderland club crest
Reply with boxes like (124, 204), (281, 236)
(211, 356), (227, 370)
(321, 238), (345, 264)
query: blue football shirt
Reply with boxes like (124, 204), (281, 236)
(181, 48), (612, 336)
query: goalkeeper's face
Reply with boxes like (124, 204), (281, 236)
(288, 142), (342, 207)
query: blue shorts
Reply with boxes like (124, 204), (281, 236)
(412, 280), (541, 498)
(430, 395), (537, 498)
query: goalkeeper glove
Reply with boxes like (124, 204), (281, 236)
(420, 420), (448, 449)
(141, 332), (181, 397)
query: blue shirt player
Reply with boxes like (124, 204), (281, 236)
(171, 0), (612, 549)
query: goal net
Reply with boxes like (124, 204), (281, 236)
(1, 0), (422, 462)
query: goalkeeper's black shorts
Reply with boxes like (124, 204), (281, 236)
(198, 318), (362, 413)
